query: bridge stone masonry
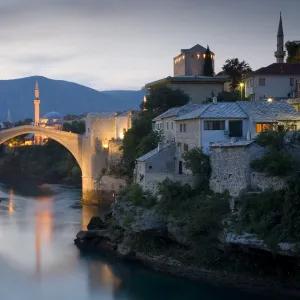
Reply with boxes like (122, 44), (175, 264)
(0, 125), (108, 204)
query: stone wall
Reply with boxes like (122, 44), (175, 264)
(209, 142), (266, 197)
(108, 139), (123, 165)
(98, 175), (126, 194)
(251, 172), (287, 191)
(141, 173), (195, 194)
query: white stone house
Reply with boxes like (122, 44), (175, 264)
(134, 101), (300, 193)
(244, 63), (300, 101)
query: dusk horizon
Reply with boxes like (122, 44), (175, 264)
(0, 0), (299, 91)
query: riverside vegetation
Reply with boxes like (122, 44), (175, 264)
(0, 120), (84, 186)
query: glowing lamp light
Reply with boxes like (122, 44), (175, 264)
(267, 98), (273, 102)
(103, 144), (108, 149)
(239, 82), (244, 88)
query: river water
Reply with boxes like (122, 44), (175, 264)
(0, 182), (293, 299)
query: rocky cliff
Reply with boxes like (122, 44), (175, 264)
(75, 196), (300, 298)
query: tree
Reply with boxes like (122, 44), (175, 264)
(140, 85), (190, 113)
(122, 86), (190, 177)
(286, 41), (300, 63)
(63, 120), (85, 134)
(222, 58), (252, 91)
(182, 147), (211, 190)
(14, 118), (33, 127)
(203, 46), (214, 77)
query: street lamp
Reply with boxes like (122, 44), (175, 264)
(239, 82), (244, 101)
(267, 97), (273, 102)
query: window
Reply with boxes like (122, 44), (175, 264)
(183, 143), (189, 152)
(256, 123), (273, 133)
(180, 123), (186, 132)
(297, 81), (300, 91)
(171, 122), (174, 130)
(123, 128), (126, 134)
(259, 78), (265, 86)
(229, 120), (243, 137)
(247, 78), (253, 88)
(166, 122), (169, 130)
(290, 78), (294, 86)
(196, 53), (201, 59)
(204, 121), (225, 130)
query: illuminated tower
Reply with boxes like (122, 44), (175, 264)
(34, 80), (40, 125)
(274, 12), (285, 63)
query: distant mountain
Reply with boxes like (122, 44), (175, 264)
(0, 76), (145, 121)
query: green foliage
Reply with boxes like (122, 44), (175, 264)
(285, 41), (300, 63)
(234, 175), (300, 246)
(123, 212), (134, 227)
(120, 183), (156, 208)
(182, 147), (211, 189)
(251, 150), (293, 177)
(122, 86), (189, 177)
(255, 130), (285, 150)
(156, 179), (230, 241)
(222, 58), (252, 91)
(140, 85), (190, 113)
(0, 139), (81, 187)
(14, 118), (33, 127)
(63, 120), (85, 134)
(252, 131), (294, 177)
(203, 46), (214, 77)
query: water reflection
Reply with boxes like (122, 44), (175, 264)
(8, 188), (14, 213)
(0, 183), (291, 300)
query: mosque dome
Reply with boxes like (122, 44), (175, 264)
(43, 112), (63, 119)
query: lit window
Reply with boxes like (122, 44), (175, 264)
(204, 121), (225, 130)
(203, 54), (206, 58)
(197, 53), (201, 59)
(211, 54), (213, 59)
(256, 123), (273, 133)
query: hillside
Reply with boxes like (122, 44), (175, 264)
(0, 76), (145, 121)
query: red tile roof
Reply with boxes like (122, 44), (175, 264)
(252, 63), (300, 75)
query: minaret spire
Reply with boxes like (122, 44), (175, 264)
(274, 12), (285, 63)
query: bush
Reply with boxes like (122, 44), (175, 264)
(123, 212), (134, 227)
(156, 179), (230, 241)
(182, 147), (211, 190)
(233, 175), (300, 246)
(120, 183), (156, 208)
(255, 131), (285, 151)
(251, 150), (293, 177)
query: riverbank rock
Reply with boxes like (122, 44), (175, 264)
(87, 216), (106, 230)
(112, 196), (166, 233)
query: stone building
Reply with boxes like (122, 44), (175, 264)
(143, 44), (228, 104)
(135, 100), (300, 193)
(85, 110), (138, 149)
(173, 44), (215, 76)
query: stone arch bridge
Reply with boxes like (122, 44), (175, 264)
(0, 125), (107, 203)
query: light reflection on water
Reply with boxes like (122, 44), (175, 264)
(0, 182), (292, 300)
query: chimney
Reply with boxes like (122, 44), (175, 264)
(212, 96), (217, 104)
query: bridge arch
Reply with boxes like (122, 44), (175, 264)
(0, 125), (83, 170)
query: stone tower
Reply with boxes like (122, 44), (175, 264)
(274, 12), (286, 63)
(34, 80), (40, 126)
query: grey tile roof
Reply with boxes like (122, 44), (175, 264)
(237, 101), (300, 122)
(89, 112), (116, 118)
(210, 140), (255, 148)
(175, 103), (247, 121)
(136, 147), (159, 162)
(153, 104), (200, 121)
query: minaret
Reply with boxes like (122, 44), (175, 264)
(274, 12), (286, 63)
(34, 80), (40, 126)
